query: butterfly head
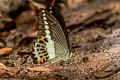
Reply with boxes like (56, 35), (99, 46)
(69, 50), (76, 58)
(46, 5), (56, 14)
(72, 50), (76, 54)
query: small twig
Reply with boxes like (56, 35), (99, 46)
(25, 65), (52, 72)
(51, 0), (56, 6)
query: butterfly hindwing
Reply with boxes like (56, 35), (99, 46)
(32, 35), (49, 63)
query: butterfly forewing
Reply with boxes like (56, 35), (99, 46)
(32, 8), (72, 64)
(46, 5), (71, 50)
(46, 11), (69, 50)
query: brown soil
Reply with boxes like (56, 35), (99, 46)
(0, 0), (120, 80)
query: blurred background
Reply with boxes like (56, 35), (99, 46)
(0, 0), (120, 80)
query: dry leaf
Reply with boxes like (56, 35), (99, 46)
(0, 63), (9, 75)
(14, 10), (36, 24)
(0, 47), (12, 56)
(0, 63), (9, 70)
(0, 68), (4, 75)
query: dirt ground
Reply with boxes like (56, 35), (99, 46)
(0, 0), (120, 80)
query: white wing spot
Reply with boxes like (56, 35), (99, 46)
(42, 10), (45, 12)
(50, 11), (52, 13)
(43, 17), (47, 20)
(46, 35), (51, 39)
(43, 13), (46, 16)
(45, 30), (50, 34)
(49, 7), (52, 9)
(44, 21), (48, 24)
(45, 25), (49, 29)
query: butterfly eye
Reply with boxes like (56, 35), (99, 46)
(72, 50), (76, 54)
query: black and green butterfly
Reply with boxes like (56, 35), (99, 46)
(32, 6), (73, 64)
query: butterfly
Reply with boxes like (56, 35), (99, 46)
(32, 6), (73, 64)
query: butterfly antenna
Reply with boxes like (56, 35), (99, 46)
(51, 0), (56, 6)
